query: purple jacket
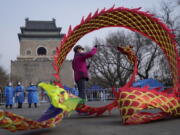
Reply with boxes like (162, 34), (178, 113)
(72, 47), (97, 82)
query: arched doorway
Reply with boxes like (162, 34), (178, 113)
(37, 47), (47, 55)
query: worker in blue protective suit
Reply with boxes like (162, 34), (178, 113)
(15, 81), (25, 108)
(26, 82), (39, 108)
(4, 82), (15, 109)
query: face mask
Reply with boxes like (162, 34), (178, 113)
(18, 82), (21, 85)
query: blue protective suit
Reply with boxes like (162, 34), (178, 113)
(4, 86), (15, 105)
(26, 85), (39, 104)
(15, 85), (25, 103)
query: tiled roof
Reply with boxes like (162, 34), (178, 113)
(18, 18), (65, 40)
(22, 18), (61, 30)
(26, 21), (57, 30)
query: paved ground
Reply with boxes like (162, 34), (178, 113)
(1, 101), (180, 135)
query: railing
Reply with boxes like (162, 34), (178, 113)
(65, 88), (117, 101)
(0, 92), (5, 105)
(86, 88), (116, 101)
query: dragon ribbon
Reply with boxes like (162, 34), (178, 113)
(1, 6), (180, 132)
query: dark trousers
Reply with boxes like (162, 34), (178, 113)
(29, 103), (37, 108)
(18, 103), (22, 108)
(76, 79), (87, 99)
(5, 104), (12, 109)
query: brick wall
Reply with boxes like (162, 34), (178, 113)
(11, 59), (74, 87)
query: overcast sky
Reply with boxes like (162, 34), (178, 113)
(0, 0), (178, 73)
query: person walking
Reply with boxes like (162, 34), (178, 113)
(4, 82), (14, 109)
(72, 45), (97, 102)
(15, 81), (25, 108)
(26, 82), (39, 108)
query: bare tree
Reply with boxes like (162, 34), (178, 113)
(87, 31), (161, 88)
(134, 1), (179, 85)
(154, 1), (180, 85)
(159, 1), (180, 47)
(132, 33), (160, 79)
(86, 31), (133, 88)
(86, 1), (180, 88)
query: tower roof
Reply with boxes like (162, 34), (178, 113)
(25, 18), (58, 30)
(18, 18), (65, 40)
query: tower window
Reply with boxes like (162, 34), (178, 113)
(37, 47), (47, 55)
(26, 50), (31, 55)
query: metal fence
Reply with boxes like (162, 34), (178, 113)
(0, 92), (5, 105)
(86, 88), (116, 101)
